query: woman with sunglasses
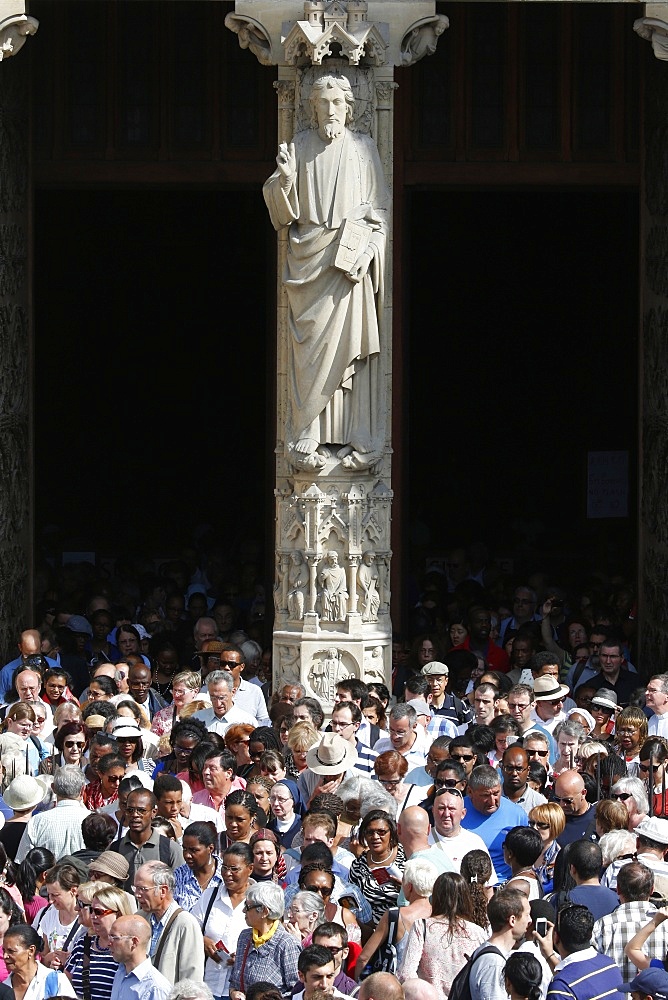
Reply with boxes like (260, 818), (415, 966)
(65, 885), (132, 1000)
(349, 809), (406, 928)
(527, 802), (566, 894)
(639, 737), (668, 817)
(82, 754), (126, 811)
(374, 751), (423, 816)
(191, 843), (256, 1000)
(224, 723), (256, 779)
(50, 721), (88, 771)
(229, 881), (300, 1000)
(610, 776), (649, 829)
(297, 862), (361, 943)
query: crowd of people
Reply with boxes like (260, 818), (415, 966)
(0, 567), (664, 1000)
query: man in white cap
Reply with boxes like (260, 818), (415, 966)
(530, 676), (570, 735)
(297, 733), (358, 807)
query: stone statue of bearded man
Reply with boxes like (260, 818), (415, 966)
(263, 73), (390, 470)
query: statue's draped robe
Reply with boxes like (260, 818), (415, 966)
(264, 127), (389, 452)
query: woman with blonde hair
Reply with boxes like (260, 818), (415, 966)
(150, 671), (202, 738)
(65, 884), (132, 1000)
(286, 721), (320, 775)
(528, 802), (566, 893)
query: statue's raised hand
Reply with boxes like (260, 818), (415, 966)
(276, 141), (296, 189)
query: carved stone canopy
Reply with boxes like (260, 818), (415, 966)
(0, 2), (38, 62)
(283, 1), (388, 67)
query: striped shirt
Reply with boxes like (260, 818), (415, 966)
(547, 947), (624, 1000)
(352, 739), (378, 776)
(66, 934), (120, 1000)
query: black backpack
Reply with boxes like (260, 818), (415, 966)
(449, 944), (506, 1000)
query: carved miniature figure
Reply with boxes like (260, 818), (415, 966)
(286, 550), (308, 620)
(357, 548), (380, 622)
(264, 73), (390, 470)
(279, 645), (301, 685)
(318, 550), (349, 622)
(400, 15), (449, 66)
(364, 645), (386, 684)
(309, 646), (351, 702)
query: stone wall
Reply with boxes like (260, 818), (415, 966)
(0, 52), (31, 656)
(640, 50), (668, 673)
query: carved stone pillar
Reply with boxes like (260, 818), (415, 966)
(636, 8), (668, 671)
(227, 1), (447, 710)
(0, 4), (37, 657)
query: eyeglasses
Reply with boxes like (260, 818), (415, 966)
(221, 864), (246, 873)
(508, 703), (530, 712)
(612, 792), (632, 800)
(378, 778), (401, 788)
(77, 901), (92, 910)
(639, 763), (658, 773)
(554, 796), (575, 805)
(91, 906), (117, 918)
(330, 721), (354, 730)
(303, 884), (332, 896)
(450, 754), (474, 763)
(104, 775), (123, 783)
(529, 821), (550, 830)
(243, 902), (264, 913)
(108, 934), (134, 942)
(502, 764), (527, 772)
(365, 827), (391, 837)
(126, 806), (150, 815)
(322, 945), (345, 956)
(174, 745), (194, 755)
(434, 778), (460, 789)
(526, 749), (549, 758)
(64, 742), (86, 749)
(209, 694), (228, 703)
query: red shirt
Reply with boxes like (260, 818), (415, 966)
(453, 637), (510, 673)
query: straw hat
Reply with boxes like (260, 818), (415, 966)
(305, 733), (357, 775)
(3, 774), (50, 813)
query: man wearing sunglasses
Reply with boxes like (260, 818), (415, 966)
(553, 770), (596, 847)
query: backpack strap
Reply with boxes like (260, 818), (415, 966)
(81, 933), (92, 1000)
(158, 836), (172, 865)
(152, 907), (183, 969)
(63, 918), (80, 949)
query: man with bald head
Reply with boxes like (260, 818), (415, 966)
(403, 982), (438, 1000)
(554, 769), (596, 846)
(109, 914), (171, 1000)
(396, 806), (455, 905)
(358, 972), (404, 1000)
(0, 629), (57, 701)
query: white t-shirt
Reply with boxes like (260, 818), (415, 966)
(428, 827), (499, 884)
(32, 904), (82, 952)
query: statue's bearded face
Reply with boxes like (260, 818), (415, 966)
(314, 86), (348, 140)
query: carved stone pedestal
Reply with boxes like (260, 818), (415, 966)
(227, 1), (447, 709)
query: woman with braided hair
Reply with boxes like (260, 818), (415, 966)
(460, 849), (493, 930)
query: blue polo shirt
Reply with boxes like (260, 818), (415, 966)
(461, 795), (529, 881)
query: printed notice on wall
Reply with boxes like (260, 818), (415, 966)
(587, 451), (629, 519)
